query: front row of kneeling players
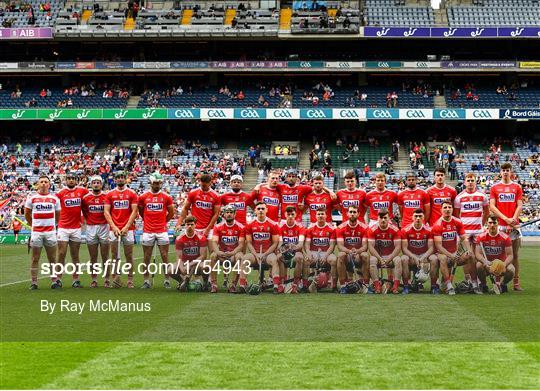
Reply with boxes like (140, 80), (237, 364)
(172, 200), (515, 295)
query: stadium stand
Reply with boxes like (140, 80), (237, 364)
(0, 0), (64, 28)
(363, 0), (435, 27)
(446, 0), (540, 27)
(445, 82), (540, 109)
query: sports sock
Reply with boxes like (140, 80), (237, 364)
(239, 278), (247, 286)
(273, 276), (280, 286)
(294, 277), (300, 284)
(403, 278), (409, 286)
(431, 277), (437, 285)
(303, 278), (310, 287)
(72, 273), (79, 281)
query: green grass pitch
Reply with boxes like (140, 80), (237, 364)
(0, 243), (539, 389)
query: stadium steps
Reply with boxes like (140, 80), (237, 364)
(298, 140), (312, 171)
(243, 164), (259, 188)
(394, 145), (411, 171)
(81, 9), (92, 23)
(279, 8), (292, 30)
(434, 95), (446, 108)
(124, 17), (136, 30)
(127, 96), (141, 108)
(224, 8), (236, 25)
(181, 9), (193, 25)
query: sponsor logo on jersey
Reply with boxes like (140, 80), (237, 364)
(463, 202), (481, 210)
(283, 236), (299, 244)
(498, 193), (515, 202)
(433, 197), (450, 205)
(375, 239), (393, 247)
(404, 200), (421, 208)
(65, 198), (81, 207)
(146, 202), (164, 211)
(342, 199), (359, 208)
(409, 239), (427, 248)
(183, 247), (200, 256)
(88, 205), (104, 213)
(195, 200), (213, 209)
(345, 237), (361, 245)
(113, 200), (130, 209)
(253, 232), (271, 241)
(312, 237), (330, 246)
(228, 202), (246, 210)
(282, 194), (298, 203)
(221, 236), (239, 245)
(262, 196), (279, 206)
(442, 231), (457, 240)
(485, 246), (502, 256)
(36, 203), (53, 211)
(372, 201), (390, 210)
(309, 203), (327, 210)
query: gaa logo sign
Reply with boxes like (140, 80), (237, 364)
(306, 109), (327, 119)
(195, 201), (213, 209)
(438, 109), (463, 119)
(371, 110), (393, 119)
(338, 109), (359, 118)
(89, 205), (104, 213)
(406, 110), (426, 119)
(65, 198), (81, 207)
(472, 110), (493, 119)
(498, 193), (515, 202)
(207, 110), (227, 118)
(113, 200), (130, 209)
(146, 203), (164, 211)
(271, 109), (293, 119)
(239, 109), (261, 119)
(173, 109), (196, 119)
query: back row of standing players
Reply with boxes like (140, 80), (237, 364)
(24, 163), (523, 294)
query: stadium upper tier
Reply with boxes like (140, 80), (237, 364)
(2, 0), (538, 34)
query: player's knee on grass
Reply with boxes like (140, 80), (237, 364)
(506, 263), (515, 277)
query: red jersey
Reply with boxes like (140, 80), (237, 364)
(24, 193), (60, 232)
(212, 221), (245, 252)
(276, 183), (312, 221)
(105, 187), (138, 231)
(305, 223), (336, 252)
(336, 188), (367, 223)
(56, 186), (89, 229)
(426, 185), (457, 226)
(336, 220), (368, 249)
(398, 188), (430, 227)
(489, 181), (523, 227)
(82, 191), (108, 225)
(245, 218), (279, 253)
(138, 190), (173, 233)
(475, 231), (512, 262)
(251, 185), (281, 222)
(401, 224), (432, 256)
(432, 216), (465, 254)
(278, 220), (305, 246)
(186, 188), (220, 230)
(365, 189), (398, 222)
(454, 190), (489, 235)
(220, 191), (252, 225)
(367, 223), (400, 257)
(175, 232), (207, 261)
(304, 191), (334, 223)
(13, 220), (21, 231)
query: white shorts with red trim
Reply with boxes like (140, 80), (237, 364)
(57, 228), (82, 243)
(86, 224), (110, 245)
(31, 231), (57, 247)
(141, 232), (169, 246)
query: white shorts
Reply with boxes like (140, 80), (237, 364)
(109, 230), (135, 245)
(57, 228), (82, 243)
(499, 225), (521, 240)
(141, 232), (169, 246)
(31, 231), (57, 248)
(195, 228), (213, 240)
(86, 224), (110, 245)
